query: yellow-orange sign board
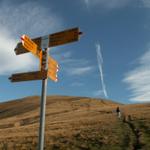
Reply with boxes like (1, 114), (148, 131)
(48, 63), (59, 73)
(47, 56), (58, 82)
(15, 27), (82, 55)
(39, 54), (59, 70)
(48, 56), (58, 67)
(38, 52), (59, 82)
(21, 35), (40, 57)
(39, 50), (44, 70)
(48, 71), (58, 82)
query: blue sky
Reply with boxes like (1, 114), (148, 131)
(0, 0), (150, 104)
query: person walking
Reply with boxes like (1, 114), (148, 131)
(116, 106), (121, 118)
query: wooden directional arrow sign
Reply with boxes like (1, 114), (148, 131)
(15, 37), (41, 55)
(9, 71), (47, 82)
(48, 56), (59, 69)
(48, 62), (59, 72)
(39, 51), (59, 82)
(15, 27), (82, 55)
(47, 56), (59, 82)
(48, 70), (58, 82)
(49, 27), (81, 47)
(21, 35), (41, 57)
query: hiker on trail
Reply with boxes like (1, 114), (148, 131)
(116, 106), (121, 118)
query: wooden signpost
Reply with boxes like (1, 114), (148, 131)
(9, 71), (47, 82)
(9, 27), (82, 150)
(15, 27), (82, 55)
(47, 56), (59, 82)
(21, 34), (40, 57)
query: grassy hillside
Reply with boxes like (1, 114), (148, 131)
(0, 96), (149, 150)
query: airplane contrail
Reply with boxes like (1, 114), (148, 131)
(96, 43), (108, 98)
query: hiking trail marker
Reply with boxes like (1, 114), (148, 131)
(9, 27), (82, 150)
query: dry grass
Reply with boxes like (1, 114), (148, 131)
(0, 96), (149, 149)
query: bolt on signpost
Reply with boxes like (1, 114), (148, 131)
(9, 27), (82, 150)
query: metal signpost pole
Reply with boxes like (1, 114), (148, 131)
(38, 48), (48, 150)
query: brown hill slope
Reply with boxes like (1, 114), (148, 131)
(0, 96), (149, 150)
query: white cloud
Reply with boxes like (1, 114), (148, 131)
(96, 43), (108, 98)
(82, 0), (131, 10)
(82, 0), (150, 10)
(61, 58), (89, 66)
(51, 50), (92, 76)
(123, 48), (150, 102)
(0, 1), (62, 37)
(68, 66), (94, 76)
(71, 82), (84, 86)
(0, 1), (62, 75)
(51, 51), (74, 64)
(0, 29), (37, 75)
(142, 0), (150, 8)
(93, 90), (104, 97)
